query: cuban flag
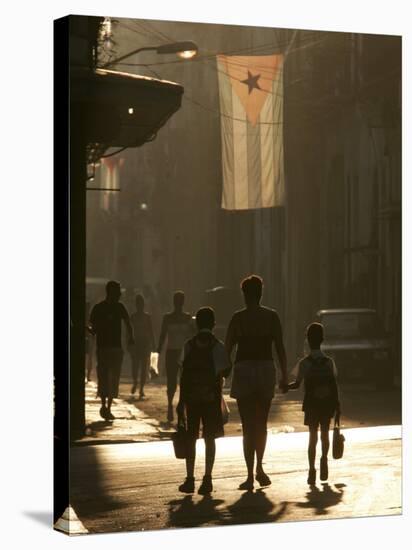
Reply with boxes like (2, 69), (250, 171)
(217, 54), (285, 210)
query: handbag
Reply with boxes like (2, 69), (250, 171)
(172, 413), (189, 459)
(332, 413), (345, 459)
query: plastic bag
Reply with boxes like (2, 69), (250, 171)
(150, 352), (159, 378)
(221, 396), (230, 425)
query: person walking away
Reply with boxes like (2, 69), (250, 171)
(177, 307), (231, 494)
(158, 291), (193, 422)
(89, 280), (134, 420)
(287, 322), (341, 485)
(85, 301), (94, 382)
(129, 293), (155, 399)
(225, 275), (289, 491)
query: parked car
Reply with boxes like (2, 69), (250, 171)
(315, 308), (393, 388)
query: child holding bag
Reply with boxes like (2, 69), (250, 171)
(288, 322), (341, 485)
(176, 307), (231, 495)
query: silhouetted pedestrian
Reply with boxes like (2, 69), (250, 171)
(85, 301), (94, 382)
(129, 294), (155, 399)
(177, 307), (231, 494)
(89, 281), (134, 420)
(225, 275), (288, 490)
(158, 291), (193, 422)
(288, 322), (341, 485)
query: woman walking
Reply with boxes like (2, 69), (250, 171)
(225, 275), (288, 490)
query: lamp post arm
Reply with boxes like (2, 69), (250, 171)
(102, 46), (158, 68)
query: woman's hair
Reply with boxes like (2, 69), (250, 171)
(306, 322), (324, 348)
(241, 274), (263, 303)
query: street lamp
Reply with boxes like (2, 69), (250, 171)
(102, 40), (198, 68)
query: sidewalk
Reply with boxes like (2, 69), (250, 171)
(75, 380), (175, 445)
(77, 377), (402, 445)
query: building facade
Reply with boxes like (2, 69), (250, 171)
(86, 20), (401, 364)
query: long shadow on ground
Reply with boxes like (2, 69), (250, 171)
(168, 490), (288, 528)
(296, 483), (346, 516)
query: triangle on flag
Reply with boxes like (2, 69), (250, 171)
(217, 54), (283, 126)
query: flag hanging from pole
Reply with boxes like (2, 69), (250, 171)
(217, 54), (284, 210)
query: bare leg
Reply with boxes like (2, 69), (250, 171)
(204, 438), (216, 477)
(140, 355), (149, 396)
(197, 438), (215, 494)
(131, 352), (138, 393)
(178, 438), (196, 493)
(237, 398), (255, 488)
(242, 435), (255, 479)
(320, 426), (330, 480)
(255, 398), (271, 475)
(186, 439), (196, 478)
(308, 427), (318, 471)
(255, 398), (272, 485)
(320, 427), (330, 458)
(99, 397), (107, 420)
(107, 397), (113, 413)
(86, 353), (93, 381)
(166, 352), (179, 421)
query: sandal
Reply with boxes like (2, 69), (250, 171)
(239, 477), (254, 491)
(198, 475), (213, 495)
(179, 477), (195, 493)
(307, 468), (316, 485)
(320, 457), (328, 481)
(256, 471), (272, 487)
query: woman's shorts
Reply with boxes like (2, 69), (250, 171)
(230, 360), (276, 400)
(185, 399), (224, 440)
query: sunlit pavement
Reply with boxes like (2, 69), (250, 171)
(69, 425), (401, 535)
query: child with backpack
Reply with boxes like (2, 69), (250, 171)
(176, 307), (231, 495)
(288, 322), (341, 485)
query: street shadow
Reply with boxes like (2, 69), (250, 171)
(70, 446), (124, 521)
(86, 419), (114, 434)
(296, 483), (346, 516)
(167, 494), (226, 528)
(23, 511), (53, 528)
(222, 489), (288, 525)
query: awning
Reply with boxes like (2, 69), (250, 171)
(70, 67), (184, 161)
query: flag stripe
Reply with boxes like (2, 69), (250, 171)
(247, 115), (262, 209)
(217, 60), (235, 209)
(272, 69), (285, 205)
(260, 92), (275, 207)
(232, 86), (249, 210)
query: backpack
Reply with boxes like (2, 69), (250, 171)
(303, 355), (339, 413)
(180, 334), (218, 404)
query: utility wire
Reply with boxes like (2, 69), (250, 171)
(115, 22), (324, 68)
(112, 23), (328, 106)
(107, 21), (374, 126)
